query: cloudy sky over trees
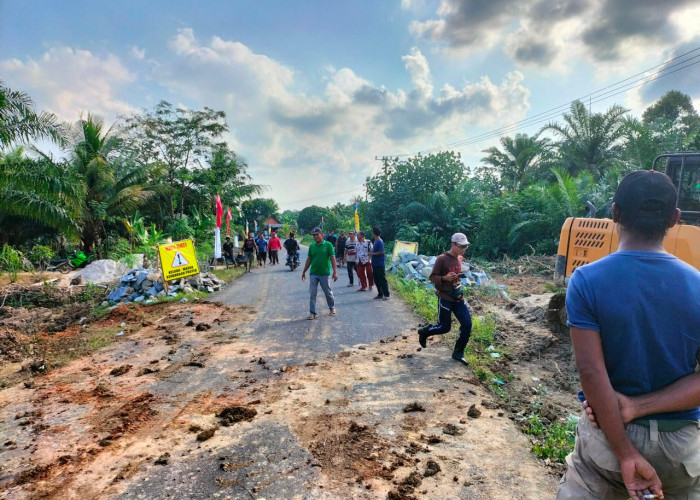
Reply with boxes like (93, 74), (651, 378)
(2, 0), (699, 209)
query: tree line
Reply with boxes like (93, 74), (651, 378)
(356, 91), (700, 258)
(1, 78), (699, 266)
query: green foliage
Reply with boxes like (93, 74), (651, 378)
(297, 205), (326, 232)
(386, 273), (438, 323)
(0, 79), (66, 147)
(106, 238), (132, 262)
(241, 198), (279, 228)
(523, 412), (577, 463)
(165, 216), (195, 241)
(543, 100), (629, 180)
(481, 133), (553, 190)
(77, 282), (105, 303)
(195, 241), (213, 265)
(0, 244), (24, 282)
(27, 245), (54, 268)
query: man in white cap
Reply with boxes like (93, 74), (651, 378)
(417, 232), (472, 366)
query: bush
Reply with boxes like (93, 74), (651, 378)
(106, 238), (132, 262)
(27, 245), (55, 269)
(0, 245), (25, 283)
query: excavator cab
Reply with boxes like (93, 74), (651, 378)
(656, 152), (700, 225)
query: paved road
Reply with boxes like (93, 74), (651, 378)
(211, 245), (420, 366)
(118, 246), (425, 499)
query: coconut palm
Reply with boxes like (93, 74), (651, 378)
(543, 101), (629, 180)
(481, 133), (552, 191)
(0, 80), (65, 147)
(69, 114), (156, 253)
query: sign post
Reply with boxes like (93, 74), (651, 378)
(157, 239), (200, 284)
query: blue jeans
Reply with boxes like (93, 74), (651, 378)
(309, 275), (335, 314)
(427, 297), (472, 352)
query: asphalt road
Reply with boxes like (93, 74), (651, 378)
(210, 245), (421, 366)
(118, 246), (426, 499)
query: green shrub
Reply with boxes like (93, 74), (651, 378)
(106, 238), (132, 262)
(27, 245), (55, 269)
(0, 245), (25, 282)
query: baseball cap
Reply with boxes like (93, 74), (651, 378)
(310, 227), (322, 235)
(225, 236), (230, 240)
(451, 232), (469, 246)
(613, 170), (677, 222)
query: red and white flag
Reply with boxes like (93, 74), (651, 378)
(215, 193), (223, 228)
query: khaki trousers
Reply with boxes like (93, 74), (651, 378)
(557, 413), (700, 499)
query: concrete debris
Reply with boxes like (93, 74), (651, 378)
(73, 259), (131, 284)
(106, 267), (224, 304)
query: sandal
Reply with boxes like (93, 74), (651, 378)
(306, 314), (317, 320)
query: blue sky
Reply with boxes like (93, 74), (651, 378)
(2, 0), (699, 210)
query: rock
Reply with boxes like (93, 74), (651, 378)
(467, 404), (482, 418)
(423, 459), (441, 477)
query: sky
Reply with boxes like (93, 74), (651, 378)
(2, 0), (700, 211)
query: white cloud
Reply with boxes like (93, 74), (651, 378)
(130, 46), (146, 60)
(147, 31), (532, 208)
(0, 46), (137, 123)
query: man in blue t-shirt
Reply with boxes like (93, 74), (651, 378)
(558, 171), (700, 500)
(255, 232), (268, 267)
(370, 226), (390, 300)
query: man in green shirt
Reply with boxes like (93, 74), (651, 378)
(301, 227), (338, 319)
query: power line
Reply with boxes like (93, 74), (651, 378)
(398, 47), (700, 156)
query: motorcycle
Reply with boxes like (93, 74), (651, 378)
(48, 251), (94, 274)
(286, 252), (299, 271)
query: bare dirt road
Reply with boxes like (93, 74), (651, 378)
(0, 259), (579, 499)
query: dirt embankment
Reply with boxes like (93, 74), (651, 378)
(0, 265), (580, 499)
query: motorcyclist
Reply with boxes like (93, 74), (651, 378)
(283, 231), (300, 268)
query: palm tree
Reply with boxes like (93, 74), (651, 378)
(481, 133), (552, 191)
(0, 147), (84, 243)
(69, 115), (155, 253)
(543, 101), (629, 180)
(0, 80), (65, 147)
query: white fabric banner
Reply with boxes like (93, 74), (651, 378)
(214, 227), (222, 258)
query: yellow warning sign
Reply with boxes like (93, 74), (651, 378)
(158, 239), (200, 281)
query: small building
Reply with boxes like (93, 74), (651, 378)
(263, 216), (284, 234)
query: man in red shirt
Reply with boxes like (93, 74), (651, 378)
(418, 232), (472, 367)
(267, 232), (282, 265)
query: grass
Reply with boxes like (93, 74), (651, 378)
(300, 234), (314, 246)
(211, 266), (246, 283)
(386, 273), (437, 323)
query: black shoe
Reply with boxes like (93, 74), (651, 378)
(451, 354), (469, 366)
(418, 326), (430, 348)
(374, 295), (383, 300)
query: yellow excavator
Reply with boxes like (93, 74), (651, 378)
(547, 152), (700, 332)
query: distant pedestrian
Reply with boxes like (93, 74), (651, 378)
(417, 233), (472, 367)
(326, 229), (337, 249)
(355, 231), (374, 292)
(336, 230), (347, 267)
(370, 226), (389, 300)
(344, 230), (358, 287)
(301, 227), (338, 319)
(242, 232), (256, 273)
(222, 236), (235, 266)
(268, 232), (282, 265)
(255, 232), (268, 267)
